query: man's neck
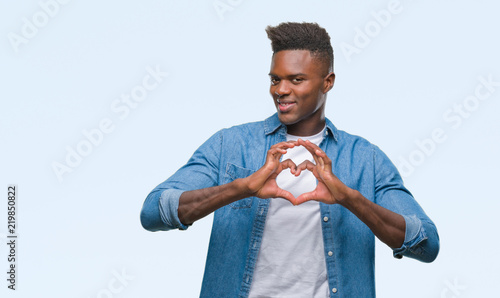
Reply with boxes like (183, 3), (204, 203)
(286, 119), (326, 136)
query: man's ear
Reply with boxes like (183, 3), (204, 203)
(323, 72), (335, 93)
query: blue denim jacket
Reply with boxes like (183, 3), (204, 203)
(140, 113), (439, 298)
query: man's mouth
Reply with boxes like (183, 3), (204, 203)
(277, 99), (296, 112)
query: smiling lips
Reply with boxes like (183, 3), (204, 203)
(277, 99), (296, 112)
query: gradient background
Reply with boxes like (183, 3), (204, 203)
(1, 0), (499, 297)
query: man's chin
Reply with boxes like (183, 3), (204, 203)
(277, 113), (298, 126)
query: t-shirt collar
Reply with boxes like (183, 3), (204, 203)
(264, 113), (338, 142)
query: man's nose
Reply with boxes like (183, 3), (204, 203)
(275, 81), (291, 96)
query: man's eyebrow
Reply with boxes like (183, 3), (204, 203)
(268, 73), (308, 77)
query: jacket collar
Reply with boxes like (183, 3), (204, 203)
(264, 113), (338, 142)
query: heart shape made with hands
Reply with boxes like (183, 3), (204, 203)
(266, 139), (340, 206)
(276, 159), (317, 200)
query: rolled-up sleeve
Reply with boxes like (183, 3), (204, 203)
(140, 130), (223, 231)
(372, 146), (440, 263)
(158, 188), (190, 230)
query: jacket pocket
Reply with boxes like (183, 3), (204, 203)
(224, 163), (255, 209)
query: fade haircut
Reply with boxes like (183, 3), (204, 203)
(266, 22), (334, 74)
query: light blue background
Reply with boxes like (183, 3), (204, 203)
(1, 0), (499, 297)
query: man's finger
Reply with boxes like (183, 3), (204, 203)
(297, 139), (321, 165)
(298, 139), (333, 172)
(266, 147), (288, 164)
(294, 191), (315, 205)
(317, 154), (325, 168)
(280, 158), (297, 174)
(307, 141), (331, 164)
(295, 160), (315, 176)
(314, 149), (332, 172)
(271, 141), (297, 150)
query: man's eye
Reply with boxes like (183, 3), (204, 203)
(270, 78), (279, 85)
(292, 78), (304, 83)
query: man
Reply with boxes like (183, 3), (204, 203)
(140, 22), (439, 297)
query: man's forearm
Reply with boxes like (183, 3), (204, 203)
(340, 189), (405, 249)
(178, 141), (299, 226)
(178, 178), (250, 225)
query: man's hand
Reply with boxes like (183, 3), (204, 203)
(178, 138), (405, 248)
(292, 139), (353, 205)
(290, 139), (405, 248)
(178, 141), (298, 225)
(243, 141), (298, 202)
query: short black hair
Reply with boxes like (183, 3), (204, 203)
(266, 22), (334, 73)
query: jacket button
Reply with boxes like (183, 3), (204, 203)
(328, 251), (333, 256)
(323, 216), (329, 222)
(332, 288), (338, 293)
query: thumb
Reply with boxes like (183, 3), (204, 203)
(295, 191), (315, 205)
(276, 189), (297, 204)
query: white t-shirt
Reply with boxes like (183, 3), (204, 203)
(249, 128), (329, 298)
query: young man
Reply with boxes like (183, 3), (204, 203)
(140, 22), (439, 297)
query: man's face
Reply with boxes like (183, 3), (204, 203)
(269, 50), (334, 136)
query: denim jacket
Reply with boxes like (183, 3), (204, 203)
(140, 113), (439, 298)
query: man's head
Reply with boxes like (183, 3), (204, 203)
(266, 22), (335, 136)
(266, 22), (333, 76)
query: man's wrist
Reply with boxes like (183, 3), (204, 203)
(336, 186), (360, 207)
(235, 177), (254, 198)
